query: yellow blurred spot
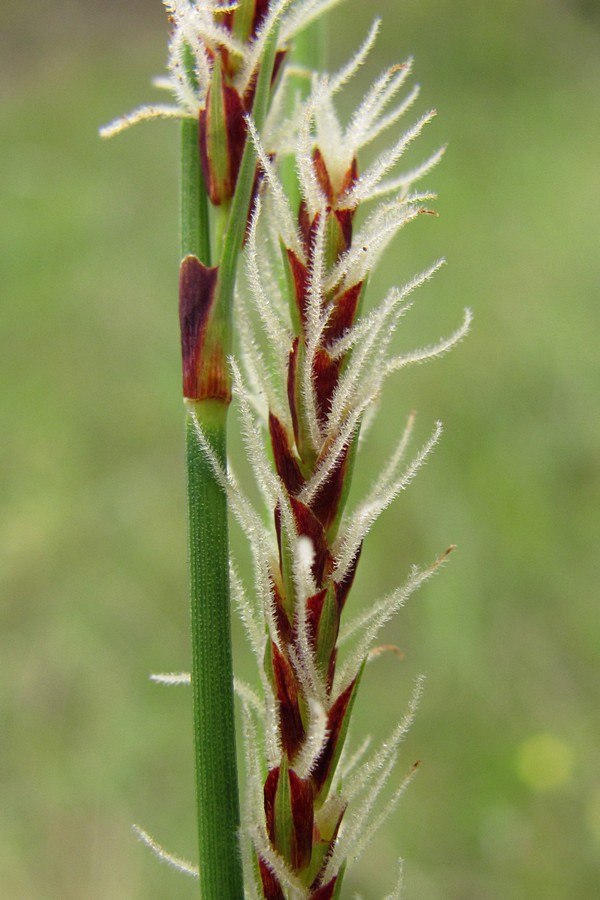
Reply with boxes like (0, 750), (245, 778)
(516, 733), (574, 791)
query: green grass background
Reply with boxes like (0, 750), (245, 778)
(1, 1), (599, 897)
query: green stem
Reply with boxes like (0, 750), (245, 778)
(185, 402), (243, 899)
(181, 116), (211, 264)
(181, 117), (243, 898)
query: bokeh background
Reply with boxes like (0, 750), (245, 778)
(1, 1), (599, 897)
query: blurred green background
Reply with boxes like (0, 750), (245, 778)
(1, 1), (599, 897)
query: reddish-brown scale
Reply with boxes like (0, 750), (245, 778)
(339, 155), (359, 197)
(289, 497), (330, 587)
(285, 249), (308, 328)
(310, 878), (338, 900)
(287, 338), (301, 448)
(306, 210), (324, 267)
(333, 206), (354, 252)
(251, 0), (270, 36)
(198, 78), (246, 204)
(222, 0), (269, 39)
(272, 643), (306, 759)
(289, 769), (315, 870)
(324, 281), (363, 344)
(178, 256), (225, 400)
(298, 199), (313, 258)
(263, 766), (279, 840)
(243, 48), (287, 111)
(269, 412), (305, 495)
(222, 81), (247, 192)
(258, 857), (285, 900)
(312, 147), (335, 204)
(312, 347), (341, 425)
(312, 678), (357, 796)
(334, 542), (363, 613)
(302, 590), (340, 692)
(309, 445), (349, 534)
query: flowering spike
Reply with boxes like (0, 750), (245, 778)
(110, 2), (469, 892)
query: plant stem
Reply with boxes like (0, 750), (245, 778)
(181, 116), (210, 264)
(181, 117), (243, 898)
(185, 401), (243, 899)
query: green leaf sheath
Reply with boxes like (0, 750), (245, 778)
(185, 404), (244, 899)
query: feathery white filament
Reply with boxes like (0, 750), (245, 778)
(301, 214), (330, 451)
(298, 394), (369, 507)
(231, 563), (264, 661)
(133, 826), (199, 878)
(280, 0), (347, 45)
(150, 672), (190, 685)
(326, 261), (445, 440)
(321, 678), (424, 881)
(234, 677), (265, 719)
(333, 422), (443, 585)
(236, 296), (285, 420)
(328, 19), (381, 94)
(336, 735), (372, 784)
(342, 110), (436, 209)
(245, 118), (302, 256)
(190, 411), (281, 649)
(326, 201), (423, 294)
(231, 360), (280, 511)
(365, 411), (417, 514)
(338, 760), (419, 876)
(386, 307), (473, 375)
(99, 105), (187, 139)
(296, 93), (329, 217)
(335, 549), (451, 694)
(344, 64), (415, 152)
(367, 145), (447, 203)
(382, 860), (405, 900)
(245, 199), (292, 360)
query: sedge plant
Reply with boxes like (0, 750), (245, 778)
(101, 1), (470, 896)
